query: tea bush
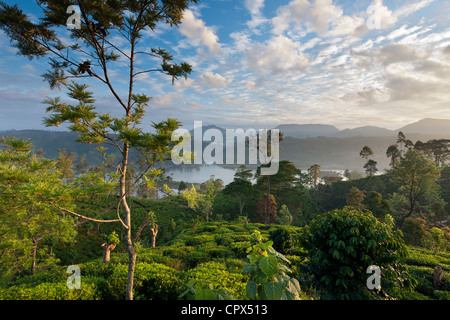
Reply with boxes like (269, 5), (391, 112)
(183, 261), (247, 300)
(0, 280), (97, 300)
(302, 207), (414, 300)
(106, 262), (182, 300)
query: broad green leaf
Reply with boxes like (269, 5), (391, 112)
(246, 281), (257, 300)
(260, 256), (278, 278)
(195, 289), (216, 300)
(243, 263), (254, 274)
(288, 278), (301, 295)
(264, 281), (285, 300)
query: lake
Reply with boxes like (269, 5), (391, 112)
(166, 165), (240, 185)
(165, 165), (349, 186)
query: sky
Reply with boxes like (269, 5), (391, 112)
(0, 0), (450, 132)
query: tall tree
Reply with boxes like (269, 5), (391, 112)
(307, 164), (321, 188)
(415, 139), (450, 167)
(390, 149), (441, 228)
(0, 137), (112, 278)
(234, 165), (253, 181)
(360, 146), (374, 160)
(182, 176), (219, 222)
(222, 178), (254, 217)
(346, 186), (365, 211)
(360, 146), (378, 177)
(386, 144), (400, 168)
(0, 0), (197, 300)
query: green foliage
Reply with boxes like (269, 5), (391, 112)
(179, 279), (235, 300)
(302, 207), (415, 300)
(107, 231), (120, 246)
(269, 227), (293, 254)
(402, 218), (428, 247)
(277, 204), (293, 226)
(389, 148), (441, 227)
(106, 262), (182, 300)
(243, 232), (301, 300)
(182, 176), (221, 222)
(183, 262), (247, 300)
(0, 137), (111, 278)
(424, 227), (447, 252)
(0, 281), (97, 300)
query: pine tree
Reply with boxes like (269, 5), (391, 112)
(0, 0), (198, 300)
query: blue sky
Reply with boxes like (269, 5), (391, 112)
(0, 0), (449, 131)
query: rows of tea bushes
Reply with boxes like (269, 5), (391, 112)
(0, 222), (304, 300)
(392, 247), (450, 300)
(1, 221), (449, 300)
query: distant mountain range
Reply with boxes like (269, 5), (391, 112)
(1, 118), (449, 171)
(275, 118), (450, 139)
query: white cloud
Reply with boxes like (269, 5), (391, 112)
(367, 0), (397, 30)
(179, 9), (221, 55)
(443, 45), (450, 59)
(174, 78), (195, 90)
(330, 15), (367, 36)
(271, 0), (370, 37)
(229, 31), (252, 53)
(309, 0), (343, 33)
(394, 0), (436, 19)
(245, 0), (267, 30)
(376, 43), (424, 66)
(271, 0), (311, 35)
(246, 35), (310, 75)
(245, 0), (265, 16)
(197, 72), (232, 87)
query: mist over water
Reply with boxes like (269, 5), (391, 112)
(166, 165), (239, 185)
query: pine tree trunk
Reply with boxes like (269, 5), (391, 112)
(126, 249), (137, 300)
(102, 243), (116, 263)
(121, 142), (136, 301)
(150, 224), (158, 248)
(31, 239), (37, 274)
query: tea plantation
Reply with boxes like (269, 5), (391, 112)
(1, 221), (449, 300)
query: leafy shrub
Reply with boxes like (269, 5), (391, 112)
(106, 263), (181, 300)
(179, 280), (235, 300)
(214, 234), (234, 246)
(79, 259), (117, 278)
(163, 246), (194, 260)
(6, 267), (68, 288)
(243, 236), (301, 300)
(405, 248), (443, 269)
(269, 227), (293, 254)
(407, 265), (435, 297)
(433, 290), (450, 300)
(302, 207), (415, 300)
(401, 218), (427, 246)
(224, 259), (247, 273)
(0, 281), (97, 300)
(230, 241), (251, 258)
(206, 247), (233, 259)
(184, 251), (209, 269)
(184, 234), (215, 246)
(183, 261), (247, 299)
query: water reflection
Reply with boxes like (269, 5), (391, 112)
(166, 165), (240, 185)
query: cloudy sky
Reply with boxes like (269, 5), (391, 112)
(0, 0), (449, 131)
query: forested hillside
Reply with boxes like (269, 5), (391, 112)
(1, 131), (450, 301)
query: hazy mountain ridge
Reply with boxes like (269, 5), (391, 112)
(275, 118), (450, 139)
(1, 119), (449, 171)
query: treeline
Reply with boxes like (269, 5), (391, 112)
(1, 131), (450, 299)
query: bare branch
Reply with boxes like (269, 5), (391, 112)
(53, 203), (121, 224)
